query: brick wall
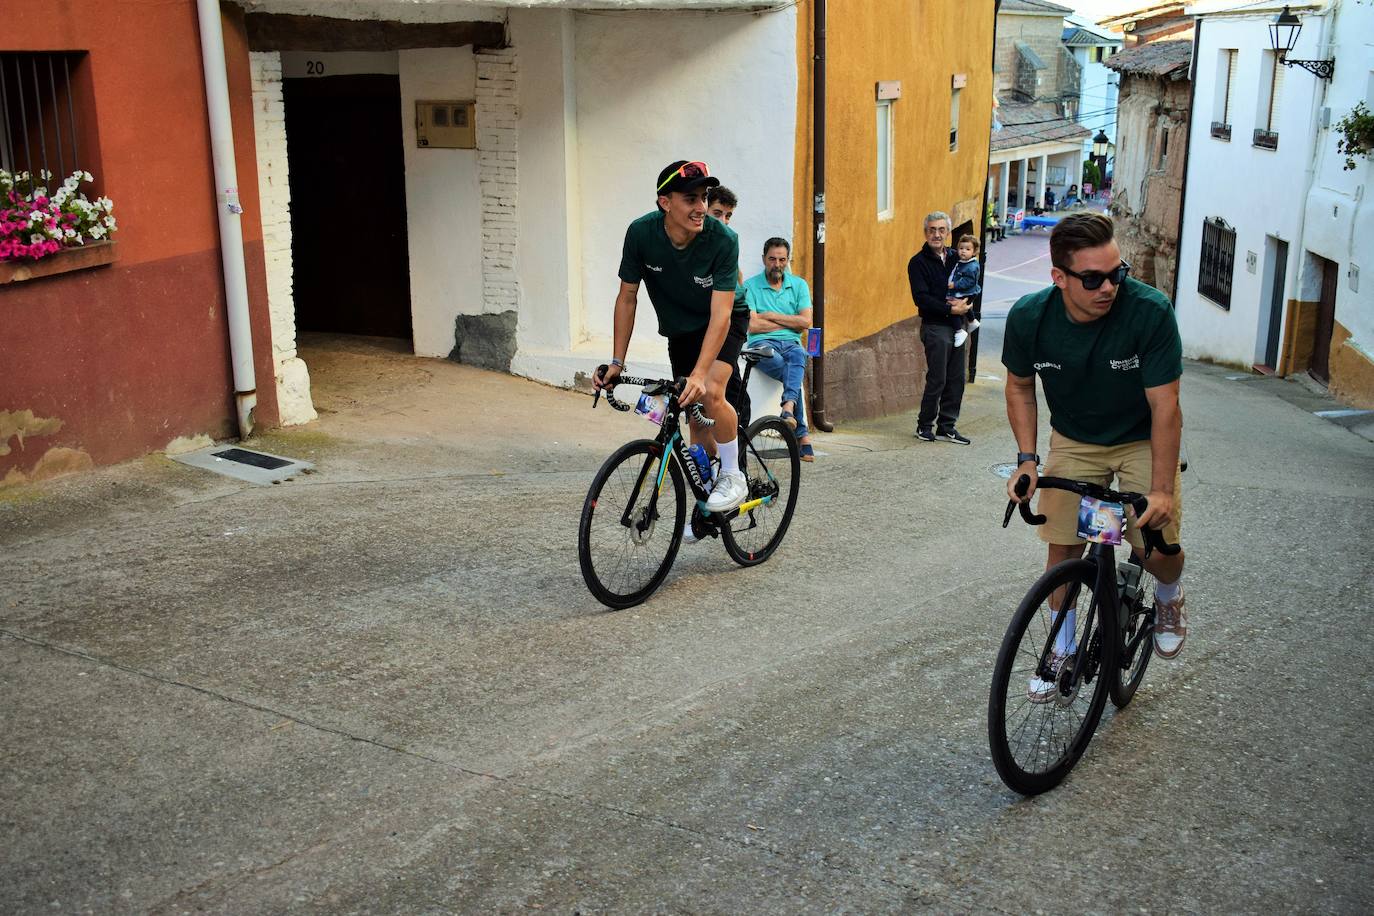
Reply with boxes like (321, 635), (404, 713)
(475, 47), (519, 316)
(249, 51), (316, 426)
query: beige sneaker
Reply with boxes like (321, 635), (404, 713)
(1026, 650), (1069, 704)
(1153, 584), (1188, 659)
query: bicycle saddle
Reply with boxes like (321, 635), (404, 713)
(739, 344), (776, 363)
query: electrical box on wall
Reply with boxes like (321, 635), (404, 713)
(416, 100), (476, 149)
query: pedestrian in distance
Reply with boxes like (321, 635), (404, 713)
(592, 159), (751, 516)
(1002, 212), (1189, 703)
(741, 237), (816, 461)
(908, 210), (973, 445)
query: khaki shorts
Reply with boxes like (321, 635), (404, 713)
(1038, 431), (1183, 549)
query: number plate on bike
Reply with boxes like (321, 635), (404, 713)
(1076, 496), (1124, 545)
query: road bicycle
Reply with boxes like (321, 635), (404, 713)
(988, 474), (1181, 795)
(577, 345), (801, 609)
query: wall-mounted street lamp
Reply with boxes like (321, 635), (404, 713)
(1268, 5), (1334, 80)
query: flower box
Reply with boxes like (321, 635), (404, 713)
(0, 239), (117, 284)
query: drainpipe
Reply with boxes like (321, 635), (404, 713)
(809, 0), (834, 432)
(196, 0), (257, 439)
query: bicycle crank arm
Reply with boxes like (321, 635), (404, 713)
(720, 494), (771, 521)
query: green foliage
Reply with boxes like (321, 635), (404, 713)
(1082, 160), (1102, 187)
(1335, 102), (1374, 171)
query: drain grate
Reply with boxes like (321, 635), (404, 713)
(212, 447), (292, 470)
(172, 444), (313, 485)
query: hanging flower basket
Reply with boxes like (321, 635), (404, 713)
(1335, 102), (1374, 171)
(0, 168), (117, 263)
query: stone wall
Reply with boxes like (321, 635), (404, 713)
(1110, 74), (1190, 297)
(817, 317), (927, 422)
(995, 13), (1067, 100)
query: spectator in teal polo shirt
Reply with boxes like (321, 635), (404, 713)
(743, 237), (816, 461)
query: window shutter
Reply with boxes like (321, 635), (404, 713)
(1268, 56), (1284, 131)
(1224, 50), (1237, 123)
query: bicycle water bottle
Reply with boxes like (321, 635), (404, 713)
(687, 444), (714, 486)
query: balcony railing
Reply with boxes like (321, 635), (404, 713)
(1252, 128), (1279, 150)
(1210, 121), (1232, 141)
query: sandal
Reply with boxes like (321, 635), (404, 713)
(779, 410), (798, 430)
(799, 443), (815, 462)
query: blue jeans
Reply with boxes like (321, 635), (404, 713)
(756, 338), (809, 438)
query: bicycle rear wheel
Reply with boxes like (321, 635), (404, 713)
(988, 559), (1111, 795)
(1110, 556), (1155, 708)
(578, 440), (685, 609)
(721, 417), (800, 567)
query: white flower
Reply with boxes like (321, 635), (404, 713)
(81, 170), (93, 182)
(64, 228), (77, 239)
(98, 197), (113, 211)
(104, 216), (116, 230)
(38, 168), (52, 180)
(29, 210), (44, 223)
(89, 224), (105, 239)
(30, 233), (45, 244)
(64, 176), (79, 190)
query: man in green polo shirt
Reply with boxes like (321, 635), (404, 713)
(592, 160), (751, 513)
(1002, 213), (1188, 702)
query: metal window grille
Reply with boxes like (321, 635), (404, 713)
(1198, 217), (1236, 309)
(0, 52), (86, 178)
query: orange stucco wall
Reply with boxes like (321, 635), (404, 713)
(793, 0), (995, 349)
(1, 2), (277, 483)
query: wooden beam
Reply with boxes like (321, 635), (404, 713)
(245, 14), (506, 52)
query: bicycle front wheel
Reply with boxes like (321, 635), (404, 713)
(578, 440), (685, 609)
(1110, 557), (1156, 708)
(988, 559), (1111, 795)
(721, 417), (800, 567)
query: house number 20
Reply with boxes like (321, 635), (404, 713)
(306, 60), (325, 75)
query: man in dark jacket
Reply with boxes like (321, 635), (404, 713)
(907, 210), (974, 444)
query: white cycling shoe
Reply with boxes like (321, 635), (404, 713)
(705, 470), (748, 513)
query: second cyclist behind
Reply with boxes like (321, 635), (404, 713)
(592, 159), (751, 514)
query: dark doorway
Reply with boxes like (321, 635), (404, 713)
(283, 74), (412, 340)
(1258, 236), (1287, 372)
(1309, 256), (1338, 385)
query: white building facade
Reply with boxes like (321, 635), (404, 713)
(241, 0), (797, 424)
(1174, 1), (1333, 375)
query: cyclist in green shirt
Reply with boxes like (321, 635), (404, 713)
(1003, 213), (1188, 697)
(593, 160), (751, 513)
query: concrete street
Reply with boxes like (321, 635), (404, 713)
(3, 320), (1372, 912)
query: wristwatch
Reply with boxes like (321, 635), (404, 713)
(1016, 452), (1041, 465)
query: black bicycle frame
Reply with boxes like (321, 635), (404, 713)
(1037, 541), (1121, 687)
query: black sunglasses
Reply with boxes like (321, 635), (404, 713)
(1062, 260), (1131, 291)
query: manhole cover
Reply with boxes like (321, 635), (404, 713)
(991, 462), (1042, 479)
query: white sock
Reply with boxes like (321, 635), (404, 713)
(1155, 578), (1182, 603)
(1052, 607), (1077, 654)
(715, 438), (739, 477)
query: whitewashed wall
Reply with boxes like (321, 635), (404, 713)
(250, 51), (318, 426)
(1300, 0), (1373, 366)
(1174, 12), (1323, 367)
(399, 47), (485, 357)
(563, 6), (799, 379)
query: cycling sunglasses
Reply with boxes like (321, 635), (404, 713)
(1062, 260), (1131, 291)
(656, 160), (710, 192)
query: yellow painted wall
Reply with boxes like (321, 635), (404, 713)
(793, 0), (996, 349)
